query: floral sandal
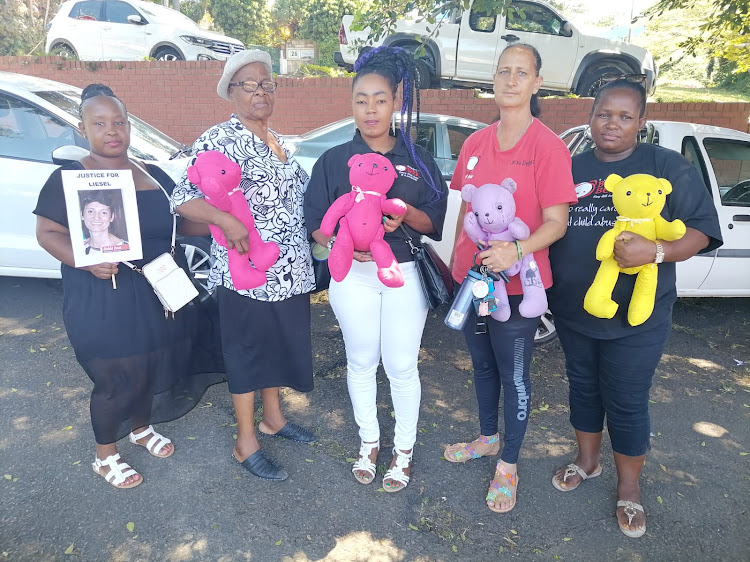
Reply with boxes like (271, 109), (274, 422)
(444, 433), (500, 463)
(383, 448), (413, 493)
(352, 440), (379, 484)
(486, 461), (518, 513)
(129, 425), (174, 458)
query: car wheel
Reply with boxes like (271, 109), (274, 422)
(575, 65), (626, 97)
(534, 309), (557, 346)
(154, 47), (184, 61)
(50, 43), (76, 59)
(413, 58), (434, 89)
(179, 236), (211, 291)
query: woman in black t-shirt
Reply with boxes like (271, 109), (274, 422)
(547, 80), (722, 538)
(304, 46), (448, 492)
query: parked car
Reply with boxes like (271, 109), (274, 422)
(46, 0), (244, 61)
(336, 0), (657, 95)
(0, 71), (210, 285)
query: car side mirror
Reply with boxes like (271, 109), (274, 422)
(561, 21), (573, 37)
(127, 14), (145, 24)
(52, 145), (88, 165)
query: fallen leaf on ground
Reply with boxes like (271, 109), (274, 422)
(72, 461), (81, 466)
(3, 475), (11, 480)
(35, 314), (43, 319)
(657, 496), (663, 504)
(452, 545), (458, 553)
(126, 522), (135, 532)
(63, 426), (72, 430)
(186, 437), (196, 440)
(563, 537), (572, 542)
(64, 544), (74, 555)
(345, 458), (356, 463)
(660, 464), (667, 472)
(408, 524), (419, 531)
(274, 539), (282, 546)
(305, 459), (314, 463)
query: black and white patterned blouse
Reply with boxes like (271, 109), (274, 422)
(172, 115), (314, 301)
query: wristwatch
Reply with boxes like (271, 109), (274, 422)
(654, 241), (665, 264)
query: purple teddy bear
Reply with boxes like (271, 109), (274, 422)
(462, 178), (548, 322)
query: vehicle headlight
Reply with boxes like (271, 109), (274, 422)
(180, 35), (214, 47)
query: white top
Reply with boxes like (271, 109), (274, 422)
(172, 115), (314, 301)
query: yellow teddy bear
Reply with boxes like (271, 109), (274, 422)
(584, 173), (686, 326)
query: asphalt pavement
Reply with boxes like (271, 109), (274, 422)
(1, 276), (748, 561)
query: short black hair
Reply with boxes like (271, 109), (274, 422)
(79, 83), (126, 118)
(593, 80), (647, 117)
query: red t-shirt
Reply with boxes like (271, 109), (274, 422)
(450, 119), (577, 295)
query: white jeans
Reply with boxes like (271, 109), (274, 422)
(328, 260), (429, 451)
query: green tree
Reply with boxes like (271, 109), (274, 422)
(646, 0), (750, 71)
(0, 0), (49, 56)
(211, 0), (270, 46)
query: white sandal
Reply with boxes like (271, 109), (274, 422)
(552, 462), (602, 492)
(617, 500), (646, 538)
(352, 440), (379, 484)
(383, 448), (413, 493)
(129, 425), (174, 458)
(92, 453), (142, 489)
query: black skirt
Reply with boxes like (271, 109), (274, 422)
(217, 287), (313, 394)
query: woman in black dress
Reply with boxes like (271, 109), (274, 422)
(34, 84), (222, 489)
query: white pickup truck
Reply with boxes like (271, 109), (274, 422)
(335, 0), (657, 95)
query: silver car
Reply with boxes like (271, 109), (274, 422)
(0, 71), (210, 284)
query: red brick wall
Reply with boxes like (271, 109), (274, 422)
(3, 56), (749, 145)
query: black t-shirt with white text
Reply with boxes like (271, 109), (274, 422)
(548, 143), (722, 339)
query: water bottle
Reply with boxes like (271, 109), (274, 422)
(444, 268), (484, 331)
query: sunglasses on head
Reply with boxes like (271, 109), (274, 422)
(597, 73), (647, 88)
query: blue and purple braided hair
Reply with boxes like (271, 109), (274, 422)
(353, 46), (440, 199)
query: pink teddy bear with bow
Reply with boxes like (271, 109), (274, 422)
(187, 151), (279, 290)
(320, 153), (407, 287)
(462, 178), (547, 322)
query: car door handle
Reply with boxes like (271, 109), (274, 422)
(501, 34), (519, 42)
(732, 214), (750, 222)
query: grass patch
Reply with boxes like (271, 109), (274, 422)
(651, 84), (750, 103)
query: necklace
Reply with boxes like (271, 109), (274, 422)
(497, 117), (534, 151)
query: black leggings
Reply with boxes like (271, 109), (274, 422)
(462, 295), (539, 464)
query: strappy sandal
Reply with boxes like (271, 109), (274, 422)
(444, 433), (500, 463)
(551, 462), (602, 492)
(352, 440), (379, 485)
(383, 448), (413, 493)
(486, 461), (518, 513)
(129, 425), (174, 458)
(92, 453), (142, 489)
(617, 500), (646, 538)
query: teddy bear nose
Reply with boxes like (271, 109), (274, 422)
(646, 193), (650, 196)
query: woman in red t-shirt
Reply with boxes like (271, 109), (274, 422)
(443, 44), (577, 513)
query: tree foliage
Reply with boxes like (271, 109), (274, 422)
(210, 0), (270, 46)
(646, 0), (750, 72)
(0, 0), (49, 56)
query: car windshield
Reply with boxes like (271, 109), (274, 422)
(33, 89), (184, 161)
(138, 3), (201, 30)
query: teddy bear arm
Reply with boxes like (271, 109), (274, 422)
(595, 229), (618, 261)
(320, 193), (355, 236)
(654, 217), (686, 241)
(463, 213), (486, 243)
(507, 218), (530, 241)
(381, 197), (407, 216)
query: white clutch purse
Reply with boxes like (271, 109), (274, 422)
(141, 252), (199, 314)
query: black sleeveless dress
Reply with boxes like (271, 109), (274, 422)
(34, 161), (224, 444)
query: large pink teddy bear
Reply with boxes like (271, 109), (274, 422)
(462, 179), (547, 322)
(320, 153), (407, 287)
(187, 151), (280, 290)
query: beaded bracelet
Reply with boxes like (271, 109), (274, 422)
(514, 240), (523, 261)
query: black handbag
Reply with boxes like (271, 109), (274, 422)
(400, 225), (454, 310)
(310, 242), (331, 293)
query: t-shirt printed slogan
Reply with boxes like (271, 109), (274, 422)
(569, 178), (616, 228)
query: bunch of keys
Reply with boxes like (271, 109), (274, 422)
(472, 266), (498, 334)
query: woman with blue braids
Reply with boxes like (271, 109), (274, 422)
(305, 46), (448, 492)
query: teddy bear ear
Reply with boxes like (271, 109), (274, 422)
(500, 178), (517, 194)
(658, 178), (672, 194)
(186, 165), (201, 185)
(348, 154), (362, 168)
(461, 184), (477, 202)
(604, 174), (623, 193)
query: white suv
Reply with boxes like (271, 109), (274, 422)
(46, 0), (245, 61)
